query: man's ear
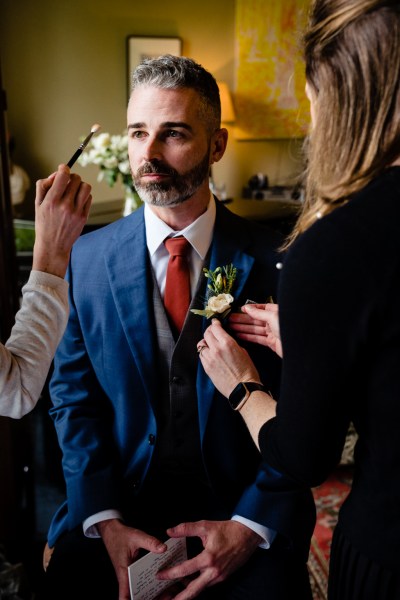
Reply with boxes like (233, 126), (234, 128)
(210, 128), (228, 165)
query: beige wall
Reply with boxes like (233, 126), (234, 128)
(0, 0), (304, 211)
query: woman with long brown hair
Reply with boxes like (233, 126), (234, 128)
(198, 1), (400, 597)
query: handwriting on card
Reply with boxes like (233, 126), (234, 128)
(128, 537), (187, 600)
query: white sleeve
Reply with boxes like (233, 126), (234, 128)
(0, 270), (69, 419)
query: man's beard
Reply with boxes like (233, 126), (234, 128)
(132, 149), (211, 207)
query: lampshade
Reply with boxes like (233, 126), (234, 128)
(217, 81), (236, 123)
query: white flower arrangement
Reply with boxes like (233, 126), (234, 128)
(191, 264), (237, 320)
(78, 131), (142, 211)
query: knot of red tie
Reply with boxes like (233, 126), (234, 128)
(164, 236), (191, 334)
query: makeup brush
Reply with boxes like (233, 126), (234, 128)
(67, 123), (101, 168)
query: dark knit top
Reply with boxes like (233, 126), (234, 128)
(259, 167), (400, 568)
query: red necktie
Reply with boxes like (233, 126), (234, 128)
(164, 236), (191, 333)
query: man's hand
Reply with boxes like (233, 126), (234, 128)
(98, 518), (167, 600)
(156, 520), (262, 599)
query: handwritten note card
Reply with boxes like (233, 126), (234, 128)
(128, 537), (187, 600)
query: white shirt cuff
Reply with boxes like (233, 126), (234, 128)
(232, 515), (277, 549)
(83, 510), (276, 550)
(83, 509), (123, 538)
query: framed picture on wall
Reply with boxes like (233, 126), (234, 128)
(126, 36), (182, 98)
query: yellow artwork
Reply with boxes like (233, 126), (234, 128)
(235, 0), (310, 139)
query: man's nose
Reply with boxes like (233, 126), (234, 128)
(142, 136), (162, 161)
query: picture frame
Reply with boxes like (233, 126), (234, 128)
(127, 36), (182, 98)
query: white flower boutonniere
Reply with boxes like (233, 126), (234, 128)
(191, 263), (237, 320)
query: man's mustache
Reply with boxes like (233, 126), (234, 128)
(136, 161), (177, 178)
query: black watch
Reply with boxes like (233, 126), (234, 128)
(228, 382), (265, 411)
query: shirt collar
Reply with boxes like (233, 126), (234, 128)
(144, 193), (216, 259)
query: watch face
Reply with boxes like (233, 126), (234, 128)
(228, 382), (265, 410)
(228, 383), (248, 409)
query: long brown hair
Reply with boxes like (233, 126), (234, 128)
(284, 0), (400, 249)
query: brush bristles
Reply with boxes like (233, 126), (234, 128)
(91, 123), (101, 133)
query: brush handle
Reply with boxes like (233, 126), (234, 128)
(67, 148), (83, 168)
(66, 130), (95, 168)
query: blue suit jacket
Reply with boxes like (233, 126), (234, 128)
(48, 201), (315, 559)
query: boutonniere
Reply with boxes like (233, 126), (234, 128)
(191, 263), (237, 320)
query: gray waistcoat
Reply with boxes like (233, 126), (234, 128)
(150, 268), (208, 481)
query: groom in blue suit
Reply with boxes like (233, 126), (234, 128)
(41, 56), (315, 600)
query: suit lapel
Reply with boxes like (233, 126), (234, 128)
(197, 203), (255, 438)
(104, 210), (158, 401)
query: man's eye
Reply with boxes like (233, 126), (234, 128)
(166, 130), (181, 138)
(130, 131), (145, 139)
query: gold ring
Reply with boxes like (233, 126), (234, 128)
(197, 344), (207, 355)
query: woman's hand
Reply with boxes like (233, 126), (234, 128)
(198, 319), (277, 448)
(197, 319), (261, 399)
(33, 164), (92, 278)
(228, 303), (283, 358)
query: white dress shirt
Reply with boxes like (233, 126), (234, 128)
(83, 196), (276, 548)
(144, 194), (215, 299)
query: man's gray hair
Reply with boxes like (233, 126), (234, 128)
(130, 54), (221, 132)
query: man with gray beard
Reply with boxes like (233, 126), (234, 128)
(40, 55), (315, 600)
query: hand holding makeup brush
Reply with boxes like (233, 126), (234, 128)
(32, 123), (100, 276)
(0, 164), (92, 419)
(33, 164), (92, 278)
